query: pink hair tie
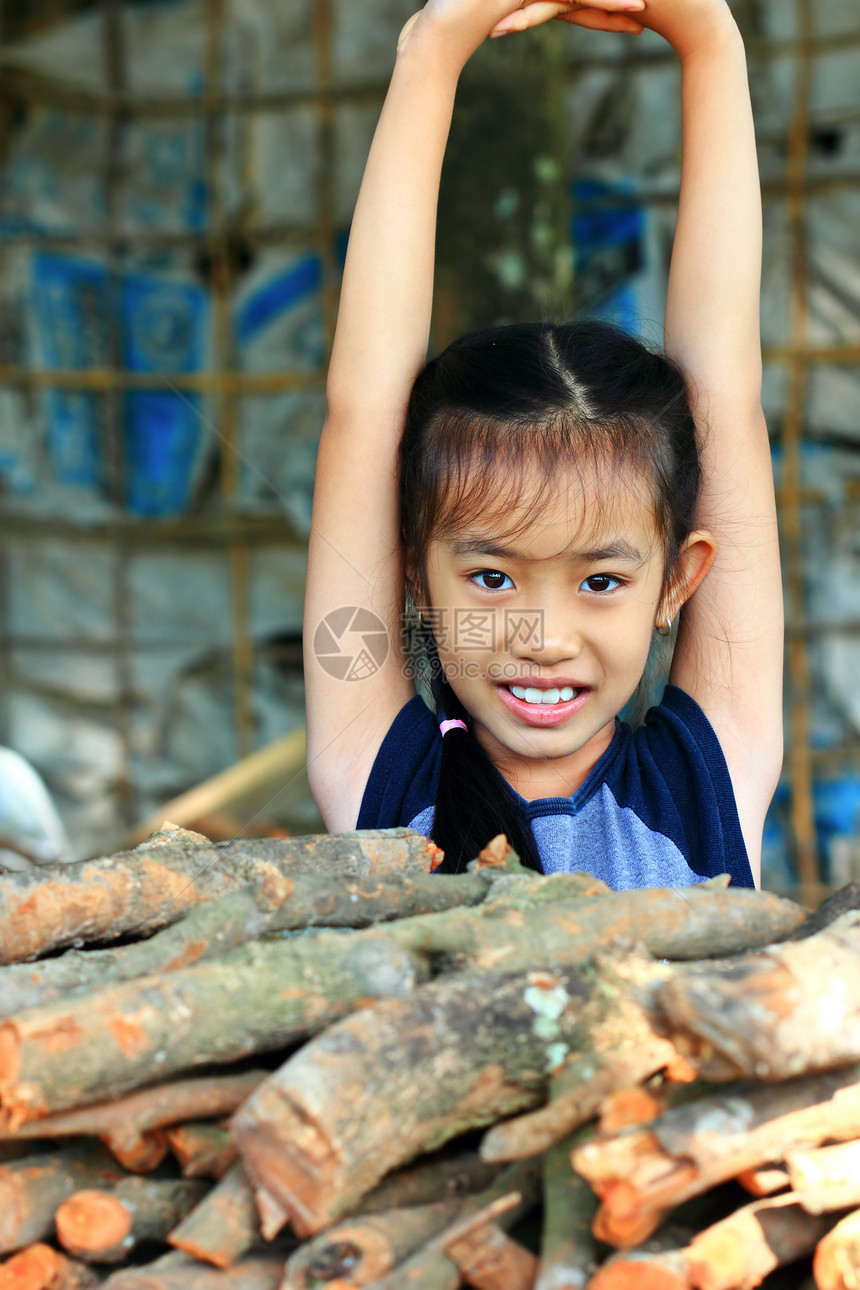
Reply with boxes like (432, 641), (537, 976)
(439, 718), (468, 737)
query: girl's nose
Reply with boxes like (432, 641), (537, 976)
(505, 605), (582, 662)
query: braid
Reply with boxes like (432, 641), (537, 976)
(421, 625), (542, 874)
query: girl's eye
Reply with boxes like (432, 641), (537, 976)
(473, 570), (513, 591)
(582, 574), (622, 594)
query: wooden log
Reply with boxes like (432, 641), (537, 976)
(0, 829), (441, 966)
(786, 1140), (860, 1213)
(101, 1251), (285, 1290)
(481, 977), (677, 1163)
(535, 1131), (597, 1290)
(167, 1164), (259, 1269)
(360, 1154), (501, 1216)
(444, 1222), (537, 1290)
(281, 1196), (468, 1288)
(585, 1231), (694, 1290)
(735, 1166), (790, 1198)
(0, 1071), (265, 1148)
(0, 869), (506, 1019)
(572, 1064), (860, 1248)
(387, 886), (805, 975)
(813, 1207), (860, 1290)
(56, 1177), (209, 1263)
(101, 1129), (168, 1174)
(0, 895), (264, 1018)
(366, 1163), (540, 1290)
(649, 911), (860, 1081)
(165, 1123), (236, 1180)
(682, 1193), (839, 1290)
(0, 933), (427, 1120)
(232, 965), (620, 1235)
(789, 881), (860, 938)
(0, 1143), (124, 1254)
(598, 1088), (668, 1134)
(282, 1153), (507, 1286)
(0, 1244), (101, 1289)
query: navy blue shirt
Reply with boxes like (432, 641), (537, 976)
(357, 685), (753, 889)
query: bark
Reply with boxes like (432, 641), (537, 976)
(386, 886), (805, 975)
(480, 969), (678, 1163)
(813, 1208), (860, 1290)
(534, 1131), (597, 1290)
(443, 1223), (537, 1290)
(586, 1231), (694, 1290)
(786, 1140), (860, 1214)
(682, 1193), (839, 1290)
(100, 1252), (285, 1290)
(360, 1155), (501, 1216)
(0, 1071), (265, 1149)
(0, 1244), (101, 1290)
(0, 871), (505, 1019)
(0, 1143), (124, 1254)
(648, 912), (860, 1081)
(367, 1164), (539, 1290)
(167, 1164), (259, 1269)
(0, 829), (441, 966)
(165, 1123), (236, 1180)
(56, 1178), (209, 1263)
(789, 882), (860, 938)
(0, 933), (426, 1120)
(572, 1064), (860, 1248)
(281, 1196), (467, 1288)
(232, 965), (615, 1236)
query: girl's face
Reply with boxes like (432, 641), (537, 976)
(422, 463), (672, 801)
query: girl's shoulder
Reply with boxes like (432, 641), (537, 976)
(517, 686), (754, 889)
(356, 693), (441, 832)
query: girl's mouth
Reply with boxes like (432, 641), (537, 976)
(497, 683), (588, 727)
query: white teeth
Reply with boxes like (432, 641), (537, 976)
(509, 685), (577, 706)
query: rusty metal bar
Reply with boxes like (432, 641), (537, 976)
(101, 0), (136, 826)
(0, 366), (321, 391)
(202, 0), (255, 762)
(1, 25), (858, 115)
(781, 0), (818, 896)
(312, 0), (337, 353)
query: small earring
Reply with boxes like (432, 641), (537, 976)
(655, 615), (674, 638)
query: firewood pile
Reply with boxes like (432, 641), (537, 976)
(1, 824), (860, 1290)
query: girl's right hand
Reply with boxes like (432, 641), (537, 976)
(397, 0), (646, 67)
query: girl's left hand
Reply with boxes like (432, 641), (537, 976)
(490, 0), (646, 37)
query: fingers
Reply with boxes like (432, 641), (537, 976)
(556, 8), (645, 30)
(491, 1), (645, 38)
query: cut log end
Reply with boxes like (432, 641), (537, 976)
(590, 1267), (690, 1290)
(56, 1190), (132, 1256)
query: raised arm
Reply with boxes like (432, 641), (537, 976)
(305, 0), (646, 831)
(649, 0), (782, 882)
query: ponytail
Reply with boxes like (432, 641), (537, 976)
(423, 629), (543, 874)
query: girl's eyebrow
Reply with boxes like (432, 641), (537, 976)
(447, 537), (645, 564)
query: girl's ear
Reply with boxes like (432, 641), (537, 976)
(660, 529), (717, 625)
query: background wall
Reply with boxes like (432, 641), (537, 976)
(0, 0), (857, 897)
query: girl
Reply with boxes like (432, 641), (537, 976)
(304, 0), (783, 888)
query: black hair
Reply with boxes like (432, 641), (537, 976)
(400, 320), (701, 873)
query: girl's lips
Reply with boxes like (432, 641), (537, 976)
(496, 683), (589, 727)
